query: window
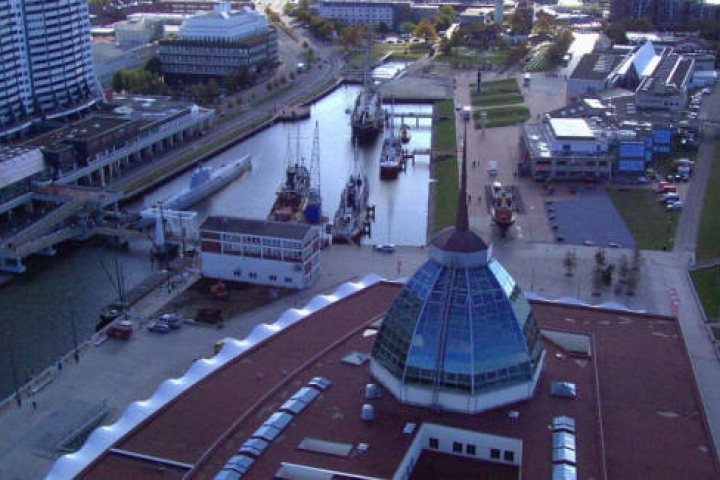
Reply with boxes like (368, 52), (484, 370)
(453, 442), (462, 453)
(490, 448), (501, 459)
(504, 450), (515, 462)
(466, 444), (476, 456)
(429, 437), (439, 449)
(284, 277), (292, 283)
(269, 275), (277, 281)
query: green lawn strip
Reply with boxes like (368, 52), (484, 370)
(474, 106), (530, 128)
(436, 98), (455, 117)
(690, 266), (720, 322)
(434, 115), (457, 152)
(713, 326), (720, 340)
(472, 78), (520, 94)
(432, 101), (459, 233)
(695, 142), (720, 262)
(606, 188), (678, 251)
(433, 156), (459, 233)
(470, 93), (524, 106)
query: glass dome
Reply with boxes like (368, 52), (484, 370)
(370, 246), (544, 413)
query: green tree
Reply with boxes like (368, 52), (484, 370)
(401, 22), (417, 35)
(144, 56), (161, 74)
(376, 22), (391, 35)
(414, 19), (437, 42)
(605, 21), (628, 45)
(435, 5), (457, 32)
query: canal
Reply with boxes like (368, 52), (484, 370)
(0, 84), (434, 400)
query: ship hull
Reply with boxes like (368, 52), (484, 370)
(332, 175), (369, 243)
(166, 155), (251, 211)
(490, 182), (517, 236)
(351, 89), (384, 142)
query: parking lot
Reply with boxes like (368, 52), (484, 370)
(543, 187), (636, 248)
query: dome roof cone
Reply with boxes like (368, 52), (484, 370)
(430, 120), (489, 268)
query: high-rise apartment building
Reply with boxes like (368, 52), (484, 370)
(0, 0), (104, 139)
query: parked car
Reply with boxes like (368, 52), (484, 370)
(667, 201), (683, 211)
(157, 312), (182, 329)
(148, 321), (171, 333)
(373, 244), (396, 253)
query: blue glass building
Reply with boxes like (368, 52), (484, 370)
(370, 126), (545, 414)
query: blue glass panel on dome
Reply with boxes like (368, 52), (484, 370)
(488, 261), (516, 297)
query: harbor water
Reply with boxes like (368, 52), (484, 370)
(0, 85), (433, 401)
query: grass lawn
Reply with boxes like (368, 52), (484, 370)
(690, 266), (720, 322)
(435, 48), (508, 67)
(436, 98), (455, 117)
(470, 93), (524, 106)
(433, 156), (459, 234)
(473, 78), (521, 94)
(434, 113), (457, 152)
(432, 99), (459, 233)
(606, 188), (678, 250)
(474, 106), (530, 128)
(696, 142), (720, 262)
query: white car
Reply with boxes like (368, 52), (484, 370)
(373, 244), (396, 253)
(667, 201), (683, 211)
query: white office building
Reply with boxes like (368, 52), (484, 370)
(0, 0), (104, 139)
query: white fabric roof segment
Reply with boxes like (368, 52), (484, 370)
(46, 275), (390, 480)
(632, 40), (657, 77)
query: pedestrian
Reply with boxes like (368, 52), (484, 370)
(32, 401), (37, 411)
(468, 193), (472, 202)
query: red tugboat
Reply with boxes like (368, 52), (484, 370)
(491, 181), (517, 236)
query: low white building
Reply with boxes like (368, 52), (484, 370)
(199, 216), (321, 290)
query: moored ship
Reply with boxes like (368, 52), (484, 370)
(379, 113), (404, 180)
(163, 154), (251, 211)
(491, 181), (517, 235)
(332, 147), (370, 243)
(351, 41), (385, 141)
(269, 123), (322, 224)
(137, 154), (251, 228)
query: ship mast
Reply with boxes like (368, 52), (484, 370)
(310, 121), (321, 196)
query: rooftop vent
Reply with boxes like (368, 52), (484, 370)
(550, 381), (577, 398)
(361, 404), (375, 421)
(365, 383), (379, 399)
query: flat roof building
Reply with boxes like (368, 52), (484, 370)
(159, 3), (278, 84)
(199, 216), (322, 290)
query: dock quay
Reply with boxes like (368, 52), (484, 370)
(277, 105), (311, 122)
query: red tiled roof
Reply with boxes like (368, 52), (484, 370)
(78, 283), (720, 480)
